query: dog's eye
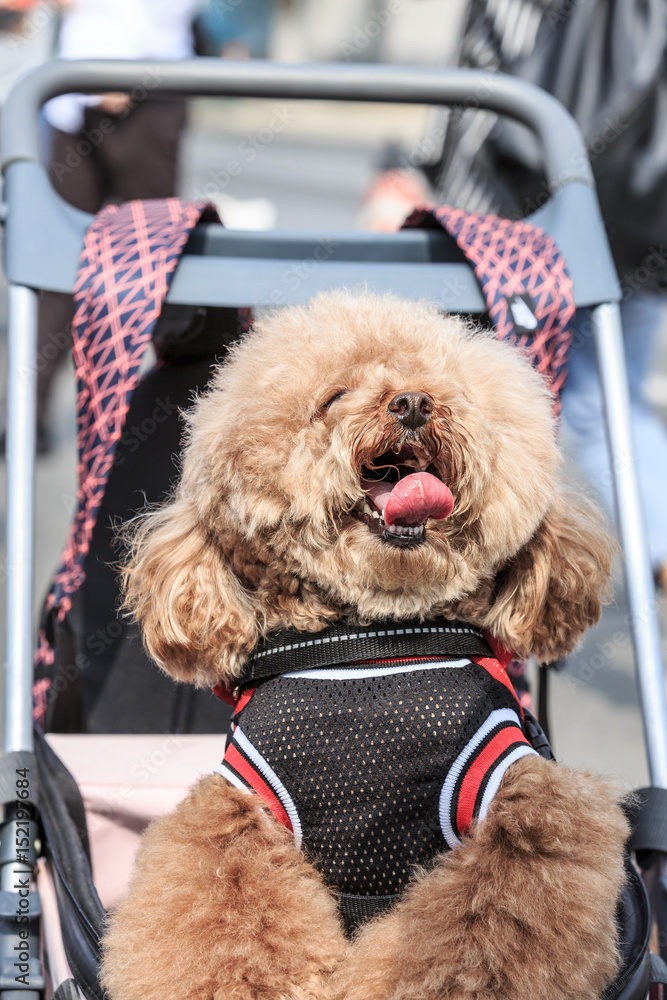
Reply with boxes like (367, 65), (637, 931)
(321, 390), (347, 410)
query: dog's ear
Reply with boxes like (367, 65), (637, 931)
(121, 496), (259, 687)
(483, 490), (613, 662)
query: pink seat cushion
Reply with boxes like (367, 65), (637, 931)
(46, 734), (224, 908)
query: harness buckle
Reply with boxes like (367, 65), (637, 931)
(522, 708), (555, 761)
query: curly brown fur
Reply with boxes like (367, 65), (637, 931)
(106, 292), (625, 1000)
(121, 292), (612, 686)
(101, 776), (348, 1000)
(328, 756), (629, 1000)
(456, 489), (613, 663)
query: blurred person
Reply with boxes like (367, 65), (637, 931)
(0, 0), (59, 105)
(0, 0), (34, 32)
(361, 0), (667, 588)
(33, 0), (201, 454)
(194, 0), (276, 60)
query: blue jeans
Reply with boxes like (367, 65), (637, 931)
(561, 293), (667, 569)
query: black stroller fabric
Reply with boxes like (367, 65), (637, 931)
(42, 343), (233, 734)
(33, 729), (104, 1000)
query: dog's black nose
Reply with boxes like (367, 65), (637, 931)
(388, 391), (433, 430)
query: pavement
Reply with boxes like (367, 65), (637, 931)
(1, 94), (667, 792)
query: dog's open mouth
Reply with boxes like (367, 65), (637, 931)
(353, 443), (454, 548)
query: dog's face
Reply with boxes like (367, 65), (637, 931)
(190, 293), (558, 609)
(123, 292), (611, 686)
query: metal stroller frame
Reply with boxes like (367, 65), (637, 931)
(2, 59), (667, 999)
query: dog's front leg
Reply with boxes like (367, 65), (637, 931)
(102, 774), (348, 1000)
(328, 755), (629, 1000)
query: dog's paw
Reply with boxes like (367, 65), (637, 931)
(328, 756), (628, 1000)
(103, 775), (349, 1000)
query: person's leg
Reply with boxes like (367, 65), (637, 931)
(90, 99), (188, 202)
(48, 121), (109, 212)
(560, 294), (667, 574)
(560, 308), (615, 507)
(617, 293), (667, 575)
(35, 291), (78, 450)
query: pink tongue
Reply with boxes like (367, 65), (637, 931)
(364, 472), (454, 527)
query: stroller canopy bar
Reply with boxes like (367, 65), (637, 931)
(1, 60), (619, 308)
(2, 59), (593, 189)
(3, 167), (619, 309)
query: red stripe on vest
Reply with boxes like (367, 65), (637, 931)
(456, 726), (531, 836)
(213, 684), (256, 714)
(234, 689), (255, 715)
(481, 633), (515, 671)
(224, 744), (293, 832)
(470, 655), (523, 719)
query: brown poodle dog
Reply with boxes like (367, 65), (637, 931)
(102, 292), (629, 1000)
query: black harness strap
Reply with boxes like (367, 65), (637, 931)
(242, 617), (492, 685)
(522, 709), (555, 761)
(336, 892), (399, 937)
(240, 618), (557, 762)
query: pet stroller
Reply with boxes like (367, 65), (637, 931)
(2, 58), (667, 1000)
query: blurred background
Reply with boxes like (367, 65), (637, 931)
(0, 0), (666, 790)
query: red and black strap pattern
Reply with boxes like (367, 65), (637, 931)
(403, 204), (575, 412)
(219, 739), (293, 832)
(34, 198), (218, 692)
(439, 708), (535, 847)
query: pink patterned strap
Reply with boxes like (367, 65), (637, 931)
(36, 198), (217, 678)
(403, 205), (576, 411)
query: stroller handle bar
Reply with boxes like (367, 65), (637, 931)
(0, 59), (618, 310)
(1, 58), (593, 189)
